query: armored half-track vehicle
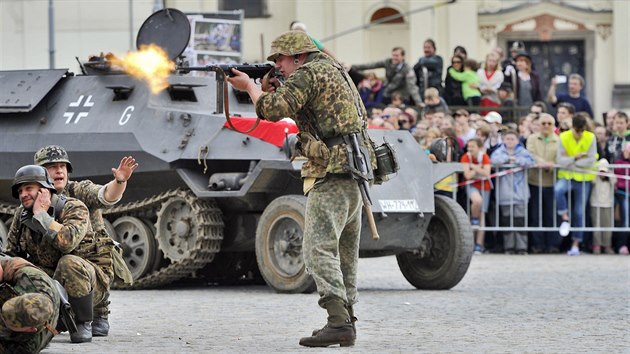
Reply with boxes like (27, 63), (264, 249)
(0, 9), (472, 292)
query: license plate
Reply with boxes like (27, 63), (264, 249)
(378, 199), (420, 212)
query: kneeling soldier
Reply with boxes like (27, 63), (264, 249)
(34, 145), (136, 336)
(5, 165), (109, 343)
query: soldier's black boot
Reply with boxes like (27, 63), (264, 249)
(312, 304), (357, 336)
(69, 292), (93, 343)
(300, 299), (355, 347)
(92, 292), (111, 337)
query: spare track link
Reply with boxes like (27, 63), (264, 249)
(104, 189), (224, 289)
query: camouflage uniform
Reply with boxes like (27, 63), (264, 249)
(257, 31), (376, 311)
(34, 145), (133, 326)
(5, 196), (109, 315)
(0, 255), (60, 354)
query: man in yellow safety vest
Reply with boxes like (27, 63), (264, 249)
(554, 113), (597, 256)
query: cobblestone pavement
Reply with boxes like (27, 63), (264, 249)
(43, 254), (629, 353)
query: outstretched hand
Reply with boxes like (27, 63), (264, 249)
(112, 156), (138, 182)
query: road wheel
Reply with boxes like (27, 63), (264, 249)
(255, 195), (315, 293)
(396, 195), (473, 290)
(112, 216), (158, 280)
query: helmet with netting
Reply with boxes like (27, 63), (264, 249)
(11, 165), (57, 199)
(1, 293), (54, 330)
(34, 145), (73, 173)
(267, 31), (319, 62)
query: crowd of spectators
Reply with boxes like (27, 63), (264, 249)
(344, 40), (630, 257)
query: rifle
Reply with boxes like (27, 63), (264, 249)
(177, 63), (282, 134)
(178, 63), (277, 81)
(348, 133), (380, 240)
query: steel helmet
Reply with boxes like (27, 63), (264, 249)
(34, 145), (73, 173)
(429, 137), (459, 163)
(266, 30), (319, 62)
(11, 165), (57, 199)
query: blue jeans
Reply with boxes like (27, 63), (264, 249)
(529, 184), (559, 250)
(554, 179), (592, 242)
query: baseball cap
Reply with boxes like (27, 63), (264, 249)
(1, 293), (54, 330)
(484, 111), (503, 124)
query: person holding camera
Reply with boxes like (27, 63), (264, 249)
(547, 73), (593, 119)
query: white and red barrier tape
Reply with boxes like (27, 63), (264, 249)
(453, 165), (630, 187)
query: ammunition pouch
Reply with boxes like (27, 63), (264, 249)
(373, 141), (399, 184)
(296, 132), (330, 167)
(73, 229), (132, 286)
(111, 242), (133, 286)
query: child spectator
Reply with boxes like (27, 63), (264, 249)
(413, 120), (429, 145)
(468, 113), (482, 129)
(490, 130), (536, 254)
(388, 91), (407, 110)
(594, 123), (609, 160)
(439, 115), (455, 130)
(613, 143), (630, 254)
(590, 159), (617, 254)
(481, 111), (504, 156)
(398, 112), (414, 132)
(441, 127), (465, 153)
(422, 87), (449, 114)
(421, 127), (442, 154)
(475, 124), (492, 151)
(404, 107), (420, 127)
(477, 51), (504, 114)
(448, 58), (482, 106)
(454, 109), (476, 144)
(357, 72), (385, 109)
(604, 111), (630, 163)
(497, 83), (515, 123)
(556, 102), (575, 134)
(382, 107), (403, 130)
(461, 138), (492, 253)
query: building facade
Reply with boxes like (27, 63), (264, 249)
(1, 0), (627, 116)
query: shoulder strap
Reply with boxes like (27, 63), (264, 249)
(53, 194), (67, 221)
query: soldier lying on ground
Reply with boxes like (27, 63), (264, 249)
(0, 254), (60, 353)
(5, 165), (109, 344)
(34, 145), (136, 337)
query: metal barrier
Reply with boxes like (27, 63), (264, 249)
(456, 164), (630, 232)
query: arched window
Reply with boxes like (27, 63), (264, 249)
(370, 7), (404, 24)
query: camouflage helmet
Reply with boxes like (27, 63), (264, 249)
(266, 30), (319, 62)
(1, 293), (54, 330)
(11, 165), (57, 199)
(34, 145), (73, 173)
